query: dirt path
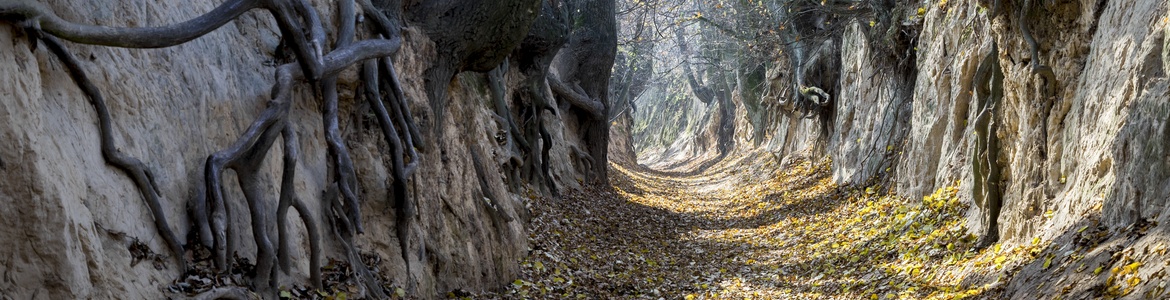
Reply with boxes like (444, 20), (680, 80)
(481, 151), (1026, 299)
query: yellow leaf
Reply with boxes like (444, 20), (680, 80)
(1043, 255), (1053, 269)
(685, 294), (697, 300)
(1094, 266), (1104, 275)
(1123, 262), (1142, 275)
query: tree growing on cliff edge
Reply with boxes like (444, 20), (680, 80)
(0, 0), (616, 297)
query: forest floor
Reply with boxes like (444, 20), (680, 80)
(475, 149), (1013, 299)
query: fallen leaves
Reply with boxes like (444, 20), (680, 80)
(473, 151), (1121, 299)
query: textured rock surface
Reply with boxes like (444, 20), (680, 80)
(896, 0), (996, 237)
(739, 0), (1170, 258)
(895, 1), (991, 203)
(0, 0), (587, 298)
(829, 23), (915, 186)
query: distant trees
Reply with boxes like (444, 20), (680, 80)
(621, 0), (918, 150)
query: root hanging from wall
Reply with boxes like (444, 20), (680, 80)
(1, 0), (427, 296)
(971, 44), (1005, 249)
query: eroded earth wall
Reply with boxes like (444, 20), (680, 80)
(0, 0), (589, 298)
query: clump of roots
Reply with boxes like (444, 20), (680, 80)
(1, 0), (424, 297)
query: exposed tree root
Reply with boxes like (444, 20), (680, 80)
(1, 0), (335, 275)
(509, 0), (567, 196)
(360, 58), (418, 292)
(1, 0), (261, 48)
(274, 126), (322, 290)
(486, 62), (529, 193)
(324, 184), (389, 299)
(971, 45), (1004, 250)
(489, 62), (530, 151)
(197, 37), (401, 291)
(548, 75), (605, 119)
(1019, 0), (1058, 97)
(11, 0), (404, 290)
(2, 0), (572, 297)
(569, 145), (595, 177)
(34, 33), (186, 271)
(538, 120), (558, 196)
(424, 65), (459, 142)
(469, 145), (516, 223)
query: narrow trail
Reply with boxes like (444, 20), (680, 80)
(484, 150), (1030, 299)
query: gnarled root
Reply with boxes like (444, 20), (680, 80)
(360, 58), (419, 292)
(569, 145), (595, 177)
(34, 33), (186, 271)
(548, 75), (605, 119)
(2, 0), (347, 275)
(5, 0), (427, 296)
(274, 126), (322, 290)
(325, 184), (389, 299)
(1019, 0), (1058, 97)
(799, 86), (831, 106)
(468, 145), (516, 223)
(196, 39), (400, 292)
(486, 62), (529, 193)
(971, 45), (1004, 250)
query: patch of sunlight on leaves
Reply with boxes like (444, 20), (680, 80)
(479, 154), (1050, 299)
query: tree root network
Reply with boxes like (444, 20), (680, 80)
(1, 0), (424, 296)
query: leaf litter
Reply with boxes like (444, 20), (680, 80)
(471, 151), (1053, 299)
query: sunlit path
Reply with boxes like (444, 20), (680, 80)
(484, 150), (1038, 299)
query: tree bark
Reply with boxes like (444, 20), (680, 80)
(552, 0), (617, 184)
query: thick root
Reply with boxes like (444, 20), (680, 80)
(35, 33), (187, 271)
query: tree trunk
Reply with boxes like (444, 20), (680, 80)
(553, 0), (617, 184)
